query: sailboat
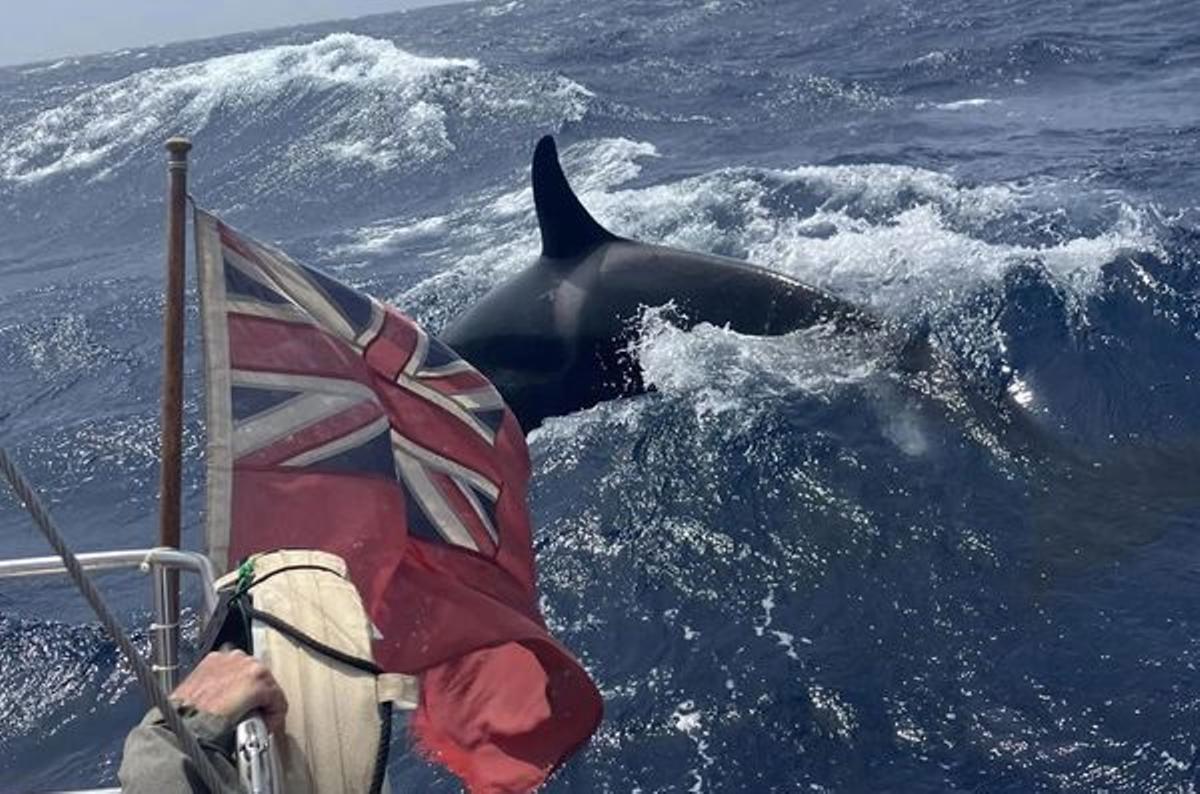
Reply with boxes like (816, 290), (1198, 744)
(0, 138), (602, 793)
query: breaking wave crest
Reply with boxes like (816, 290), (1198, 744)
(0, 33), (592, 186)
(633, 308), (888, 422)
(374, 136), (1158, 310)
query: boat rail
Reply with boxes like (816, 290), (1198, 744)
(0, 546), (229, 793)
(0, 547), (217, 691)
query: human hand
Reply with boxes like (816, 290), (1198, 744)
(171, 649), (289, 735)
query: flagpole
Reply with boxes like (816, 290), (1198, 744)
(154, 136), (191, 690)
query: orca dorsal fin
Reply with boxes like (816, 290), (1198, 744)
(532, 135), (620, 260)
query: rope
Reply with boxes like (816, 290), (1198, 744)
(369, 701), (393, 794)
(0, 446), (236, 794)
(244, 606), (383, 675)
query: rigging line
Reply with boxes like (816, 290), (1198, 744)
(0, 446), (237, 794)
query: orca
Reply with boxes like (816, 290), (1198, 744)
(439, 135), (880, 432)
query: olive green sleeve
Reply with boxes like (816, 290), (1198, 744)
(117, 703), (241, 793)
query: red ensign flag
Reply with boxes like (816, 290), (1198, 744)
(195, 208), (602, 792)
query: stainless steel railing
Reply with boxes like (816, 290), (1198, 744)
(1, 546), (248, 793)
(0, 547), (217, 691)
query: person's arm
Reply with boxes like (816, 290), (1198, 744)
(118, 649), (288, 793)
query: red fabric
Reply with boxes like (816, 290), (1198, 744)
(230, 469), (603, 792)
(229, 313), (374, 381)
(213, 220), (603, 792)
(412, 641), (603, 793)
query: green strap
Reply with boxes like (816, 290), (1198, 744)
(234, 557), (256, 596)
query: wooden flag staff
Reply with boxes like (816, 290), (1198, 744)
(154, 136), (191, 689)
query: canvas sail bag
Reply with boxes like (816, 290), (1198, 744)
(207, 549), (418, 794)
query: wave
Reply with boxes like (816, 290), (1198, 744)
(634, 309), (888, 421)
(337, 136), (1163, 440)
(0, 33), (592, 186)
(927, 97), (1000, 110)
(0, 616), (130, 748)
(18, 59), (74, 76)
(359, 137), (1159, 327)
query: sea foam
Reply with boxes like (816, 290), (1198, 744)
(384, 136), (1158, 320)
(0, 33), (592, 186)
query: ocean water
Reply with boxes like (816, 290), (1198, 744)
(2, 0), (1199, 790)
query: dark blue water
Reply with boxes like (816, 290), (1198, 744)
(2, 0), (1199, 790)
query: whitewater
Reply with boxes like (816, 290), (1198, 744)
(2, 0), (1199, 791)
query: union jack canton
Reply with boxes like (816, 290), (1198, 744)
(198, 209), (515, 565)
